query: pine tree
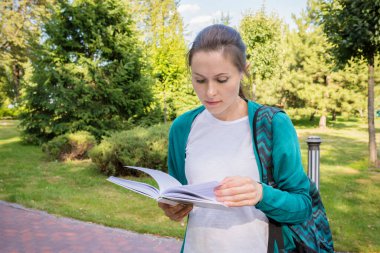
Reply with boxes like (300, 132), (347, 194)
(20, 0), (153, 143)
(281, 9), (366, 127)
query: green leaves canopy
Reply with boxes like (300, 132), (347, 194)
(20, 0), (153, 143)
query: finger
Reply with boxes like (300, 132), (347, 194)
(217, 192), (257, 203)
(170, 205), (193, 221)
(215, 177), (238, 189)
(216, 177), (253, 190)
(215, 183), (256, 197)
(158, 202), (172, 209)
(165, 204), (191, 217)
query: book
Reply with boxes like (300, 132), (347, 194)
(107, 166), (227, 209)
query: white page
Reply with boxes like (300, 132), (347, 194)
(159, 196), (227, 209)
(107, 176), (159, 200)
(163, 181), (219, 201)
(126, 166), (181, 192)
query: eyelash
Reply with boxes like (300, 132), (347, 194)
(195, 79), (228, 84)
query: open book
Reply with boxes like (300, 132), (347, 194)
(107, 166), (227, 209)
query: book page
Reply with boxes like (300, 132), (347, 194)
(163, 181), (220, 201)
(159, 196), (227, 209)
(107, 176), (160, 200)
(126, 166), (181, 192)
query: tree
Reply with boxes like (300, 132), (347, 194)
(239, 10), (284, 102)
(20, 0), (153, 143)
(131, 0), (198, 123)
(213, 12), (232, 25)
(280, 10), (366, 127)
(318, 0), (380, 167)
(0, 0), (51, 107)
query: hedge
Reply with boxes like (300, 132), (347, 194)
(89, 123), (170, 176)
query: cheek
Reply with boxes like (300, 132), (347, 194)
(225, 79), (241, 95)
(192, 83), (204, 98)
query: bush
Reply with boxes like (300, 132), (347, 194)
(0, 106), (21, 119)
(42, 131), (96, 161)
(89, 123), (170, 176)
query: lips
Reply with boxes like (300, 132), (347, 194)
(205, 100), (221, 106)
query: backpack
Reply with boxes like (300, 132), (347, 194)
(253, 105), (334, 253)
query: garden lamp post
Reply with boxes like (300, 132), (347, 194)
(306, 136), (322, 189)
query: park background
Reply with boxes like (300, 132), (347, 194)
(0, 0), (379, 252)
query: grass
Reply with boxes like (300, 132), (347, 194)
(0, 120), (185, 238)
(1, 118), (380, 252)
(296, 117), (380, 252)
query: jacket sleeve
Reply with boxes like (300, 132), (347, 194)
(255, 112), (312, 224)
(167, 117), (188, 185)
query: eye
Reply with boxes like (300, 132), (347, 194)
(195, 79), (206, 84)
(217, 78), (229, 83)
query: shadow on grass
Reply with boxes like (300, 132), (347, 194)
(292, 117), (363, 130)
(300, 132), (367, 169)
(321, 170), (380, 252)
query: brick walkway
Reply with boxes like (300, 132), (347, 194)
(0, 200), (182, 253)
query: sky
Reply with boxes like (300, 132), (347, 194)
(178, 0), (308, 44)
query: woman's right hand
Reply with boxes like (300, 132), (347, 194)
(158, 202), (193, 222)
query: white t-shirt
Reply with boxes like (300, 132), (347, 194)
(184, 109), (268, 253)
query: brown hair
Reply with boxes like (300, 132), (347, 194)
(188, 24), (248, 98)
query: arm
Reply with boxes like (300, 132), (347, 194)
(255, 113), (311, 224)
(160, 119), (193, 221)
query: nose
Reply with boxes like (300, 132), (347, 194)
(206, 82), (218, 97)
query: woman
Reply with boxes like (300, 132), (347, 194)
(158, 24), (312, 253)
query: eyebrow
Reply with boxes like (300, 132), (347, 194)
(193, 72), (230, 78)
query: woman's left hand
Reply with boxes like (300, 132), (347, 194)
(214, 176), (263, 207)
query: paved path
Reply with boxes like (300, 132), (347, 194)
(0, 200), (182, 253)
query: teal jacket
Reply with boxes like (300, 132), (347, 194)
(168, 100), (312, 252)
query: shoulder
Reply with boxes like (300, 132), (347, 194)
(169, 106), (205, 135)
(272, 110), (294, 129)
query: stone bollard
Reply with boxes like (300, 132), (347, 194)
(306, 136), (322, 189)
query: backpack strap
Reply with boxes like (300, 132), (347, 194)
(253, 105), (285, 253)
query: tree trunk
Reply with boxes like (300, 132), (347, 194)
(332, 110), (337, 121)
(319, 114), (326, 128)
(309, 112), (315, 122)
(12, 62), (21, 105)
(368, 56), (377, 167)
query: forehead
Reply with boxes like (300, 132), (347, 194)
(190, 50), (239, 75)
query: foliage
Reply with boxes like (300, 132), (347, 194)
(239, 10), (284, 101)
(19, 0), (154, 144)
(0, 104), (21, 119)
(131, 0), (199, 122)
(90, 123), (170, 176)
(316, 0), (380, 165)
(42, 131), (96, 161)
(0, 0), (52, 107)
(316, 0), (380, 65)
(277, 8), (367, 127)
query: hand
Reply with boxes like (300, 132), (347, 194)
(214, 176), (263, 207)
(158, 202), (193, 222)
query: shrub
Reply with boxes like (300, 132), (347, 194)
(0, 106), (21, 119)
(89, 123), (170, 176)
(42, 131), (96, 161)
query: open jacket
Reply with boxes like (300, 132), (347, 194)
(168, 100), (312, 252)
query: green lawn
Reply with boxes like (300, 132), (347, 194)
(1, 118), (379, 252)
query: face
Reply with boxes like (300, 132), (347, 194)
(190, 50), (245, 121)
